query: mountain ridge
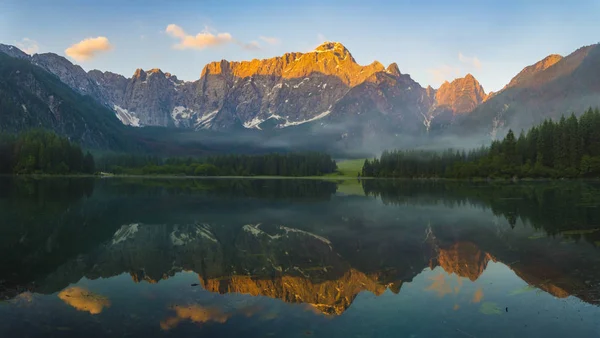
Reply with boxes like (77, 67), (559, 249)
(0, 42), (486, 135)
(459, 43), (600, 138)
(3, 41), (600, 152)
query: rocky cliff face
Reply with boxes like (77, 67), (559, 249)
(186, 42), (389, 130)
(0, 44), (29, 59)
(30, 53), (105, 99)
(459, 44), (600, 138)
(435, 74), (488, 114)
(5, 40), (600, 144)
(0, 42), (489, 135)
(504, 54), (563, 89)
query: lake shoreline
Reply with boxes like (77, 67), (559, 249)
(3, 173), (600, 183)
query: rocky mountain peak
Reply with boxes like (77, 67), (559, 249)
(28, 52), (103, 98)
(147, 68), (164, 75)
(504, 54), (564, 89)
(0, 44), (29, 59)
(133, 68), (146, 80)
(131, 68), (168, 82)
(313, 41), (354, 62)
(435, 74), (487, 114)
(385, 63), (401, 77)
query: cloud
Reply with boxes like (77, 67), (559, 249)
(65, 37), (113, 62)
(428, 65), (461, 85)
(240, 40), (261, 50)
(16, 38), (39, 55)
(260, 36), (280, 45)
(458, 52), (482, 69)
(166, 24), (233, 50)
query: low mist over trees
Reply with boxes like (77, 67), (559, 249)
(364, 108), (600, 179)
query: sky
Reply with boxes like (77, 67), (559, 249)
(1, 0), (599, 92)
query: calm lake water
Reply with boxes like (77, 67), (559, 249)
(1, 177), (600, 337)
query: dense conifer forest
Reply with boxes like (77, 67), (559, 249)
(96, 152), (337, 177)
(363, 108), (600, 179)
(0, 129), (95, 174)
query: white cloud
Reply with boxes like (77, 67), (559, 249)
(428, 65), (461, 86)
(259, 36), (280, 45)
(458, 52), (482, 69)
(166, 24), (233, 50)
(65, 37), (113, 62)
(16, 38), (39, 55)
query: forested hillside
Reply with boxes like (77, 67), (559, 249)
(364, 108), (600, 178)
(0, 52), (135, 150)
(0, 129), (95, 174)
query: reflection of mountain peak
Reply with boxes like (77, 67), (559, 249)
(200, 269), (386, 315)
(436, 242), (490, 281)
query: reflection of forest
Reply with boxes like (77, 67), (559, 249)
(362, 180), (600, 241)
(1, 178), (599, 313)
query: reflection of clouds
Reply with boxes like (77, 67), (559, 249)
(160, 305), (230, 330)
(238, 304), (263, 318)
(425, 273), (452, 297)
(160, 303), (281, 330)
(58, 287), (111, 315)
(472, 288), (484, 303)
(454, 277), (463, 294)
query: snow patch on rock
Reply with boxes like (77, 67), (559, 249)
(171, 106), (196, 127)
(170, 224), (217, 246)
(112, 224), (139, 244)
(114, 105), (141, 127)
(279, 226), (331, 246)
(242, 224), (331, 247)
(195, 224), (217, 243)
(243, 116), (266, 130)
(281, 110), (331, 128)
(194, 109), (219, 130)
(243, 109), (331, 130)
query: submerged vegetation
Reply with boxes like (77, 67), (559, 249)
(364, 108), (600, 179)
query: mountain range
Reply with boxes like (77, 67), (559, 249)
(1, 41), (600, 153)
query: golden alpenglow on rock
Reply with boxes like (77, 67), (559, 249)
(436, 242), (491, 282)
(434, 74), (488, 114)
(199, 269), (387, 315)
(58, 287), (111, 315)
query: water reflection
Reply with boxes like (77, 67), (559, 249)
(58, 287), (111, 315)
(160, 304), (230, 330)
(0, 177), (599, 337)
